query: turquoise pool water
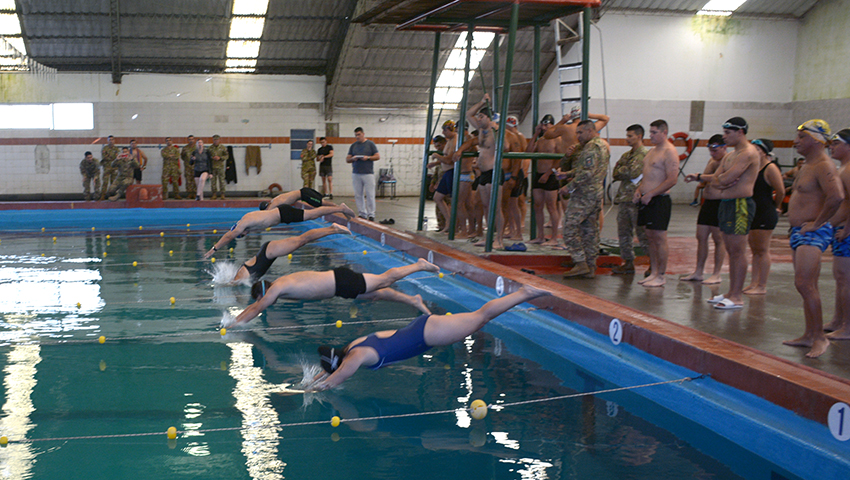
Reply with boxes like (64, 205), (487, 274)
(0, 209), (845, 479)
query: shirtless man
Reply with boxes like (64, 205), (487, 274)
(226, 258), (440, 327)
(825, 129), (850, 340)
(633, 120), (679, 287)
(500, 116), (526, 241)
(680, 134), (727, 284)
(505, 115), (531, 242)
(784, 119), (844, 358)
(203, 202), (355, 258)
(543, 108), (610, 155)
(526, 115), (563, 245)
(453, 127), (481, 237)
(427, 120), (462, 235)
(307, 284), (551, 391)
(262, 187), (328, 211)
(467, 94), (505, 249)
(231, 224), (350, 283)
(685, 118), (759, 309)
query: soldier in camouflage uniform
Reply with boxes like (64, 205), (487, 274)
(107, 147), (140, 201)
(207, 134), (229, 199)
(181, 135), (197, 199)
(99, 135), (119, 200)
(611, 124), (649, 274)
(561, 120), (610, 279)
(79, 151), (100, 201)
(160, 137), (182, 199)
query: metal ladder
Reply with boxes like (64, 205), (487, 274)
(554, 13), (584, 119)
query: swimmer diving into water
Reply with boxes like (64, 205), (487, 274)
(224, 258), (441, 327)
(203, 202), (355, 258)
(232, 223), (351, 283)
(306, 284), (551, 391)
(260, 187), (331, 211)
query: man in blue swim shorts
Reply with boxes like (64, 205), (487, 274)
(225, 259), (440, 327)
(826, 128), (850, 340)
(307, 285), (551, 390)
(204, 202), (354, 258)
(784, 119), (844, 358)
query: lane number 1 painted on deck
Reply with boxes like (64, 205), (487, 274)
(829, 402), (850, 441)
(609, 318), (622, 345)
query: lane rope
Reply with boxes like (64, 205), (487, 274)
(0, 375), (705, 444)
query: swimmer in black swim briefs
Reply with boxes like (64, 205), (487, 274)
(225, 259), (440, 327)
(232, 224), (351, 283)
(203, 202), (355, 259)
(261, 187), (327, 211)
(306, 285), (551, 391)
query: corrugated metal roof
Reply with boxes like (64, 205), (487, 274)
(2, 0), (824, 115)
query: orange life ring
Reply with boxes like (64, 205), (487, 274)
(268, 183), (283, 194)
(670, 132), (695, 161)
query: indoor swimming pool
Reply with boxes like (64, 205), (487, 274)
(0, 208), (846, 480)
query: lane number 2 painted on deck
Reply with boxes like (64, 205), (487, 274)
(609, 318), (622, 345)
(829, 402), (850, 441)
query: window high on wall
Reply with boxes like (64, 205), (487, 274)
(0, 103), (94, 130)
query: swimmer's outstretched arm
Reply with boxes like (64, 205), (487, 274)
(204, 224), (245, 259)
(232, 283), (280, 325)
(307, 348), (371, 391)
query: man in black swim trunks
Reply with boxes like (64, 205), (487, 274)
(305, 285), (551, 391)
(232, 223), (351, 283)
(225, 258), (440, 326)
(261, 187), (330, 211)
(203, 202), (355, 258)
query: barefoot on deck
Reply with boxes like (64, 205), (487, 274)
(679, 272), (703, 282)
(806, 338), (830, 358)
(701, 274), (722, 285)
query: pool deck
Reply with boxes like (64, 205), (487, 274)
(2, 194), (850, 429)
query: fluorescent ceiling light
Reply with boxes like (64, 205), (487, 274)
(229, 17), (265, 39)
(697, 0), (747, 16)
(0, 0), (16, 9)
(226, 40), (261, 59)
(226, 58), (257, 68)
(232, 0), (270, 16)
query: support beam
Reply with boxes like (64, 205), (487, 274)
(484, 2), (519, 252)
(418, 32), (441, 232)
(109, 0), (122, 84)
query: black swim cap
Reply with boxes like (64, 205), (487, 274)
(708, 134), (725, 147)
(752, 138), (774, 155)
(318, 345), (345, 373)
(259, 201), (270, 210)
(540, 114), (555, 125)
(722, 117), (748, 134)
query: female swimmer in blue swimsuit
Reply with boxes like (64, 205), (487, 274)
(307, 285), (551, 391)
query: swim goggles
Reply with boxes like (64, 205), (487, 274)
(722, 121), (747, 131)
(831, 132), (850, 145)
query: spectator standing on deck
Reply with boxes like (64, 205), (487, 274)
(346, 127), (380, 221)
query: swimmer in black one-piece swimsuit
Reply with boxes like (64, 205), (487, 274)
(232, 224), (351, 283)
